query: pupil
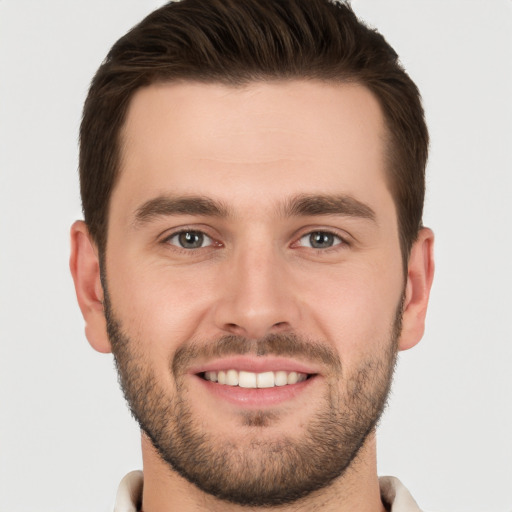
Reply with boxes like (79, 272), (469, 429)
(310, 232), (333, 249)
(179, 231), (203, 248)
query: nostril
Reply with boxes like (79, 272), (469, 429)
(223, 323), (246, 336)
(219, 320), (292, 339)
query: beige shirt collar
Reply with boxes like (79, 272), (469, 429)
(114, 471), (423, 512)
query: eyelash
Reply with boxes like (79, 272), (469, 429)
(295, 230), (348, 251)
(161, 228), (350, 253)
(162, 228), (220, 251)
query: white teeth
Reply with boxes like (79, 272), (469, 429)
(287, 371), (299, 384)
(226, 369), (239, 386)
(256, 371), (275, 388)
(239, 371), (257, 388)
(204, 371), (218, 382)
(274, 371), (288, 387)
(203, 369), (309, 388)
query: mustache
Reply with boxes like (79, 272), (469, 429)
(172, 332), (342, 376)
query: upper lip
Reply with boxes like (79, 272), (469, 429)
(187, 356), (321, 376)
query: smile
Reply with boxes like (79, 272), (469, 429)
(203, 370), (309, 388)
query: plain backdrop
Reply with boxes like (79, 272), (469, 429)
(0, 1), (511, 511)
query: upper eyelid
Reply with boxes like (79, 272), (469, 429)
(166, 230), (213, 241)
(295, 231), (348, 250)
(293, 226), (352, 244)
(299, 231), (344, 241)
(162, 229), (218, 252)
(300, 228), (345, 237)
(159, 225), (217, 242)
(158, 225), (353, 245)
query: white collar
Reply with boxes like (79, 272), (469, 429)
(114, 471), (423, 512)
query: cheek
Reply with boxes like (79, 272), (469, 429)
(301, 259), (403, 362)
(107, 257), (217, 345)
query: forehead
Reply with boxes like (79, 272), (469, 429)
(114, 80), (391, 217)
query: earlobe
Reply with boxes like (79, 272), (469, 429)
(69, 220), (112, 354)
(398, 228), (435, 351)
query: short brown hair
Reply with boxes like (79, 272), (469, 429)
(80, 0), (428, 264)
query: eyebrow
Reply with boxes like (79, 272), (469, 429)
(134, 195), (231, 225)
(281, 194), (376, 221)
(133, 193), (376, 226)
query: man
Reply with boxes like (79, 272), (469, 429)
(70, 0), (434, 510)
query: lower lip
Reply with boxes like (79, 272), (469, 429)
(194, 374), (317, 408)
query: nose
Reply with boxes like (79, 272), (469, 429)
(213, 240), (301, 339)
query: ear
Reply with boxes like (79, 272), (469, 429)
(398, 227), (435, 351)
(69, 220), (111, 353)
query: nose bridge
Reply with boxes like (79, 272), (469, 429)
(214, 234), (299, 338)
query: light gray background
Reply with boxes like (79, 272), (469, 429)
(1, 1), (511, 511)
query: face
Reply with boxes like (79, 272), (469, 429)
(103, 81), (406, 505)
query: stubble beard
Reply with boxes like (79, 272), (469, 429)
(104, 289), (401, 507)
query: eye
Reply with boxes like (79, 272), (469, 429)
(298, 231), (344, 249)
(166, 230), (213, 249)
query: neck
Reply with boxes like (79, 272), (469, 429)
(140, 433), (386, 512)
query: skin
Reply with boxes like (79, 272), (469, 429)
(70, 80), (434, 512)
